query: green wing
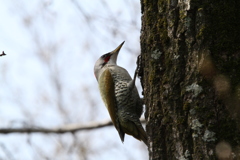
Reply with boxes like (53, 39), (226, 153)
(98, 68), (124, 142)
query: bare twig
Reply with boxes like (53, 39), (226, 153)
(0, 119), (146, 134)
(0, 51), (6, 56)
(0, 120), (112, 134)
(0, 143), (15, 160)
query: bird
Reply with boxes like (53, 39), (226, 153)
(94, 41), (147, 145)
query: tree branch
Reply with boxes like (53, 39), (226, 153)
(0, 51), (6, 56)
(0, 120), (113, 134)
(0, 119), (146, 134)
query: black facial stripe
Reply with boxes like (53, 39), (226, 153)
(101, 62), (107, 68)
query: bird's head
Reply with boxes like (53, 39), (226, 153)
(94, 41), (124, 80)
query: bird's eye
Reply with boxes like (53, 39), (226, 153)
(101, 53), (111, 62)
(101, 53), (108, 58)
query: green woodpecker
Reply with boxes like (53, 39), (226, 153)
(94, 41), (147, 145)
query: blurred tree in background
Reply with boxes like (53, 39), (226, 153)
(0, 0), (147, 160)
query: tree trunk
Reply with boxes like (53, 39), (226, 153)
(140, 0), (240, 159)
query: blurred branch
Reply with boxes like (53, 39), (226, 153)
(0, 119), (146, 134)
(0, 143), (14, 160)
(0, 51), (6, 56)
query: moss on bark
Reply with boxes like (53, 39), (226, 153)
(140, 0), (240, 159)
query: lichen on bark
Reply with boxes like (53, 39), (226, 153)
(140, 0), (240, 159)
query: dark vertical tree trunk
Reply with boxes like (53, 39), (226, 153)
(140, 0), (240, 159)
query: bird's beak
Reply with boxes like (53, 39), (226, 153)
(110, 41), (125, 55)
(109, 41), (125, 64)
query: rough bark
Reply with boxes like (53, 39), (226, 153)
(140, 0), (240, 159)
